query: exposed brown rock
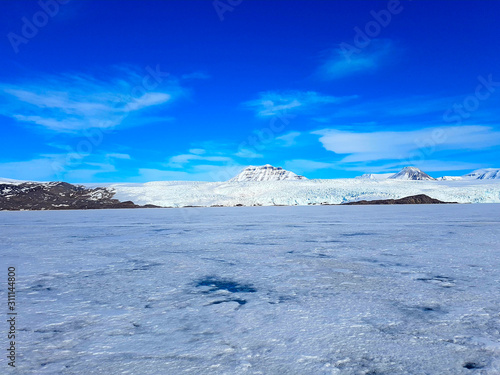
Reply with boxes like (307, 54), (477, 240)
(342, 194), (457, 205)
(0, 182), (159, 211)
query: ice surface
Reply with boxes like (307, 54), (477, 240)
(108, 179), (500, 207)
(1, 205), (500, 374)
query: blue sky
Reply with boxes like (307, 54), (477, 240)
(0, 0), (499, 182)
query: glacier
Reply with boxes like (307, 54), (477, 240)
(108, 179), (500, 207)
(1, 205), (500, 374)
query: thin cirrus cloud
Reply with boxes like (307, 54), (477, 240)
(0, 151), (130, 182)
(0, 67), (185, 133)
(317, 39), (395, 80)
(165, 151), (233, 169)
(244, 91), (358, 117)
(313, 126), (500, 163)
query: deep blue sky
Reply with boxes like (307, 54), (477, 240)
(0, 0), (499, 182)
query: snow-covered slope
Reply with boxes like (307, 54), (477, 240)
(109, 178), (500, 207)
(389, 167), (436, 181)
(463, 168), (500, 180)
(229, 164), (306, 182)
(0, 177), (27, 184)
(356, 173), (394, 180)
(437, 176), (463, 181)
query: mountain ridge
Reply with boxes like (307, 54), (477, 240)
(229, 164), (307, 182)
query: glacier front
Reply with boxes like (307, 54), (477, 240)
(108, 178), (500, 207)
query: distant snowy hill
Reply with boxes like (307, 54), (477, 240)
(355, 167), (436, 181)
(229, 164), (307, 182)
(355, 173), (394, 180)
(463, 168), (500, 180)
(388, 167), (436, 181)
(0, 177), (27, 184)
(437, 176), (463, 181)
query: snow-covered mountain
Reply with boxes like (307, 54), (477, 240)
(388, 167), (436, 181)
(229, 164), (307, 182)
(463, 168), (500, 180)
(0, 181), (152, 211)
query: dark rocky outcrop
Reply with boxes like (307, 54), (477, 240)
(0, 182), (158, 211)
(342, 194), (456, 205)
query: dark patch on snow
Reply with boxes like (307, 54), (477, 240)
(34, 328), (64, 334)
(342, 232), (375, 237)
(129, 260), (163, 271)
(209, 299), (247, 306)
(399, 304), (447, 319)
(268, 295), (295, 305)
(28, 284), (53, 292)
(416, 275), (455, 287)
(196, 277), (257, 294)
(200, 257), (236, 266)
(463, 362), (485, 369)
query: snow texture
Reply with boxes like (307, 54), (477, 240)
(1, 205), (500, 374)
(464, 169), (500, 180)
(355, 173), (395, 180)
(229, 165), (307, 182)
(388, 167), (436, 181)
(108, 179), (500, 207)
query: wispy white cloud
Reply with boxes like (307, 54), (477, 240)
(0, 150), (130, 182)
(276, 131), (302, 147)
(313, 126), (500, 163)
(189, 148), (206, 155)
(244, 91), (358, 117)
(105, 153), (131, 160)
(138, 163), (246, 182)
(234, 148), (264, 159)
(340, 160), (487, 174)
(166, 152), (233, 169)
(0, 67), (186, 133)
(284, 159), (337, 174)
(317, 39), (395, 80)
(0, 158), (58, 182)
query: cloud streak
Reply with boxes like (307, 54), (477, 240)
(0, 67), (185, 133)
(317, 39), (395, 80)
(244, 91), (358, 117)
(313, 126), (500, 163)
